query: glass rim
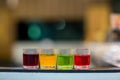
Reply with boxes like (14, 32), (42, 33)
(23, 49), (39, 54)
(59, 48), (72, 54)
(41, 49), (55, 54)
(76, 48), (90, 54)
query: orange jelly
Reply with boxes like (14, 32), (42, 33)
(39, 49), (56, 70)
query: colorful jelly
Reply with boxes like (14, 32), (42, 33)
(57, 49), (73, 70)
(23, 49), (39, 69)
(39, 49), (56, 70)
(74, 49), (90, 70)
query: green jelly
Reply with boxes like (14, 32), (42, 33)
(57, 54), (73, 70)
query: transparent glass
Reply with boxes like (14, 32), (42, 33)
(74, 49), (90, 70)
(57, 49), (73, 70)
(39, 49), (56, 70)
(23, 49), (39, 69)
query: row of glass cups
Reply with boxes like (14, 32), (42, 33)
(23, 48), (90, 70)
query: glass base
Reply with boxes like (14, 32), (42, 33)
(23, 65), (39, 69)
(57, 66), (73, 70)
(74, 65), (89, 70)
(40, 66), (56, 70)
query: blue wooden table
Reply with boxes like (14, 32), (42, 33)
(0, 67), (120, 80)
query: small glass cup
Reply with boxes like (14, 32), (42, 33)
(57, 49), (74, 70)
(74, 49), (90, 70)
(39, 49), (56, 70)
(23, 49), (39, 69)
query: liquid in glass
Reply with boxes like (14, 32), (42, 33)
(57, 49), (73, 70)
(23, 49), (39, 69)
(39, 49), (56, 70)
(74, 49), (90, 70)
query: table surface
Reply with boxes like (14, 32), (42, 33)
(0, 67), (120, 73)
(0, 67), (120, 80)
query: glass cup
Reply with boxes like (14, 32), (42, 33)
(23, 49), (39, 69)
(39, 49), (56, 70)
(57, 49), (74, 70)
(74, 49), (90, 70)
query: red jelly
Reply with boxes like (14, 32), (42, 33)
(74, 49), (90, 70)
(23, 54), (39, 66)
(74, 55), (90, 65)
(23, 49), (39, 69)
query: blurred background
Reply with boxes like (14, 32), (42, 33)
(0, 0), (120, 67)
